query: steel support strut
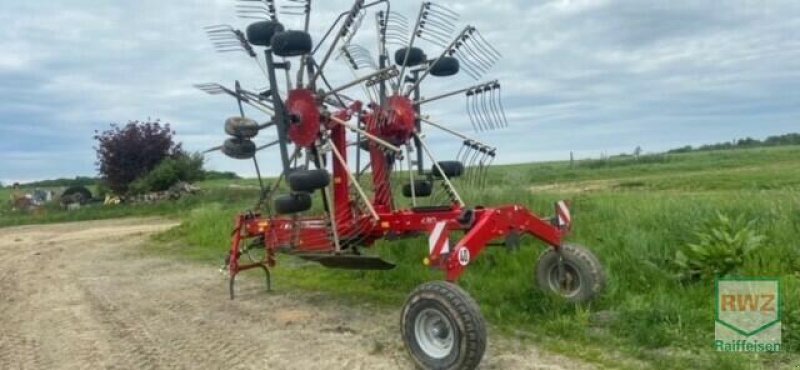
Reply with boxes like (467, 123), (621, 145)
(438, 205), (565, 281)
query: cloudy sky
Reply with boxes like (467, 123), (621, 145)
(0, 0), (798, 183)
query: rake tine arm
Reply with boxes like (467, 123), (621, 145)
(404, 26), (471, 96)
(415, 80), (498, 105)
(395, 1), (429, 94)
(203, 145), (223, 154)
(322, 66), (396, 98)
(310, 0), (366, 85)
(256, 139), (280, 151)
(418, 116), (496, 155)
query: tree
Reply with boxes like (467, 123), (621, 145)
(129, 153), (205, 194)
(94, 119), (183, 194)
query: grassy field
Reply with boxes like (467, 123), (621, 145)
(3, 146), (800, 369)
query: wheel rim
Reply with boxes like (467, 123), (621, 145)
(547, 260), (583, 298)
(413, 308), (454, 359)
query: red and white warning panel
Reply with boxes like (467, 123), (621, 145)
(428, 221), (451, 259)
(555, 200), (572, 230)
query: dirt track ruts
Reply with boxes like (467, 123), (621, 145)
(0, 218), (594, 370)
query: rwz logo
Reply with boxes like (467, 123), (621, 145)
(714, 278), (781, 352)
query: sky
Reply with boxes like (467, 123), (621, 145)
(0, 0), (798, 184)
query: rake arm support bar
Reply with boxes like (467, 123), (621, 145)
(327, 115), (401, 153)
(444, 206), (564, 281)
(418, 116), (494, 152)
(322, 66), (398, 98)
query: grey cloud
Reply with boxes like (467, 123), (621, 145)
(0, 0), (798, 183)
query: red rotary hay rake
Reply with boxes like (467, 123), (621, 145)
(197, 1), (606, 368)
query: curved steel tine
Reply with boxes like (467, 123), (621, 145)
(452, 50), (483, 78)
(456, 140), (468, 162)
(466, 147), (481, 186)
(472, 39), (500, 65)
(488, 84), (503, 129)
(419, 27), (453, 44)
(465, 91), (477, 131)
(466, 38), (496, 69)
(456, 58), (480, 80)
(473, 90), (487, 131)
(476, 89), (490, 130)
(420, 18), (455, 35)
(479, 87), (493, 130)
(473, 29), (502, 60)
(461, 41), (492, 72)
(427, 2), (460, 19)
(482, 150), (496, 188)
(468, 91), (480, 132)
(496, 82), (509, 127)
(418, 35), (448, 48)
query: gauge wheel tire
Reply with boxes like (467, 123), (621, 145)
(271, 30), (313, 57)
(274, 192), (312, 215)
(222, 138), (257, 160)
(402, 180), (433, 197)
(246, 20), (285, 47)
(401, 281), (486, 370)
(394, 47), (427, 67)
(224, 116), (260, 138)
(287, 169), (330, 192)
(430, 56), (460, 77)
(535, 244), (606, 304)
(432, 161), (464, 179)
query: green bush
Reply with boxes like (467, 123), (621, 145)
(129, 153), (205, 194)
(674, 212), (765, 280)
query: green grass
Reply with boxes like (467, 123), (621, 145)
(5, 145), (800, 369)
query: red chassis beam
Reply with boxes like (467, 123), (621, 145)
(228, 203), (569, 282)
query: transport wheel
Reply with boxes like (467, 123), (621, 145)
(222, 138), (257, 159)
(271, 30), (312, 57)
(274, 192), (312, 214)
(394, 47), (427, 67)
(402, 180), (433, 197)
(430, 56), (460, 77)
(432, 161), (464, 178)
(224, 116), (260, 138)
(401, 281), (486, 370)
(536, 244), (605, 304)
(246, 20), (284, 47)
(287, 169), (330, 192)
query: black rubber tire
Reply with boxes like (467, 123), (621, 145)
(246, 21), (285, 47)
(62, 186), (92, 204)
(222, 138), (257, 160)
(287, 169), (330, 192)
(271, 30), (312, 57)
(535, 244), (606, 304)
(402, 180), (433, 197)
(432, 161), (464, 178)
(430, 56), (460, 77)
(401, 281), (486, 370)
(274, 192), (312, 214)
(224, 116), (260, 138)
(394, 47), (427, 67)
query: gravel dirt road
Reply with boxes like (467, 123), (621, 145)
(0, 218), (595, 370)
